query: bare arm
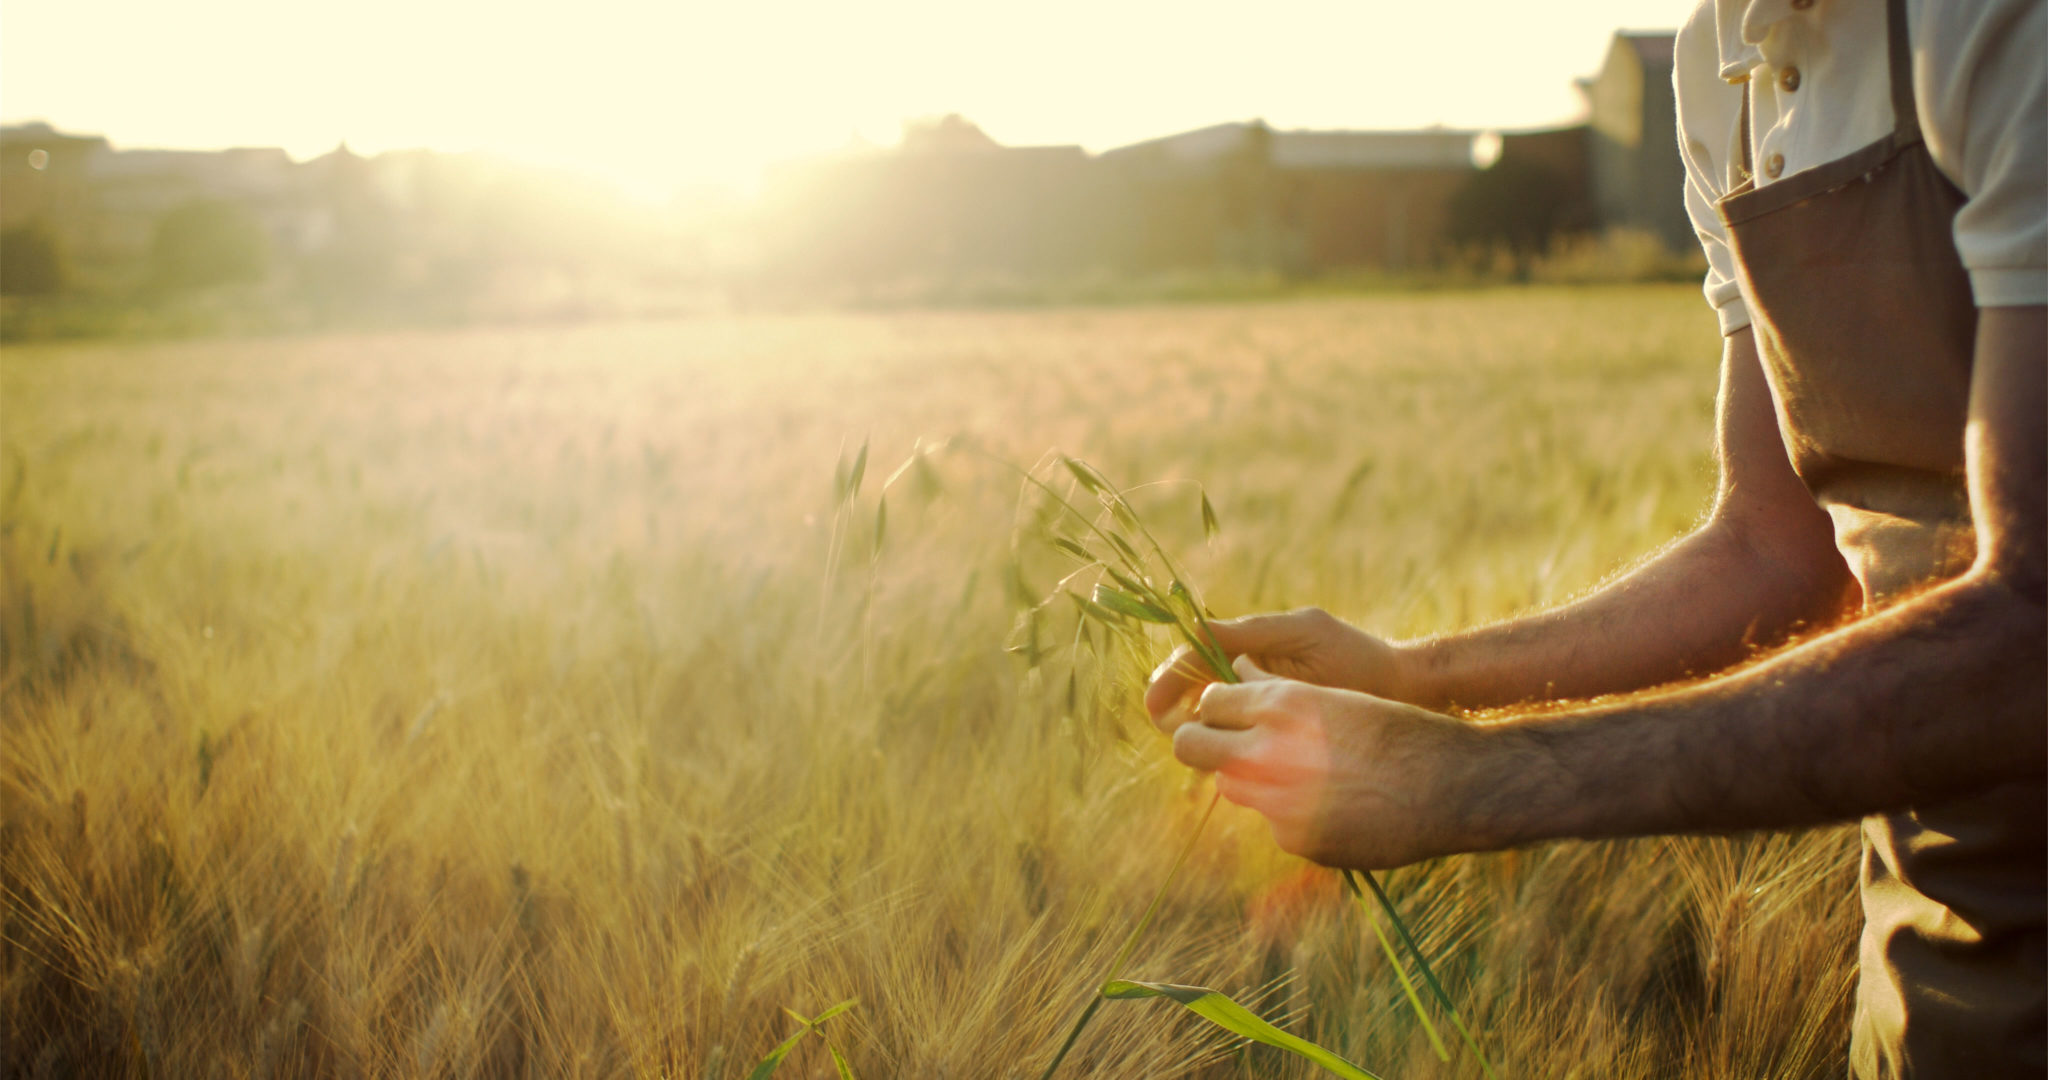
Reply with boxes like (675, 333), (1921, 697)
(1402, 327), (1855, 708)
(1147, 328), (1854, 722)
(1467, 306), (2045, 848)
(1175, 308), (2045, 868)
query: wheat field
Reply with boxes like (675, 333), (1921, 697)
(2, 286), (1859, 1078)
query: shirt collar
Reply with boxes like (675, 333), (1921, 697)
(1715, 0), (1799, 81)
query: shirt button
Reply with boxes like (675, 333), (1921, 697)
(1779, 66), (1801, 92)
(1765, 152), (1786, 179)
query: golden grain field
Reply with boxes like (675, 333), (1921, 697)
(2, 286), (1859, 1079)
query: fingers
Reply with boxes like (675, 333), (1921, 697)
(1145, 647), (1217, 726)
(1194, 678), (1266, 730)
(1207, 608), (1334, 655)
(1143, 608), (1328, 724)
(1154, 691), (1199, 735)
(1172, 721), (1259, 772)
(1213, 771), (1267, 811)
(1232, 654), (1277, 682)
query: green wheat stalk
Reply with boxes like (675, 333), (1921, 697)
(1016, 453), (1494, 1079)
(869, 443), (1491, 1078)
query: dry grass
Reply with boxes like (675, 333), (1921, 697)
(2, 286), (1857, 1078)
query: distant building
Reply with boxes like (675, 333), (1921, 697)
(760, 115), (1099, 284)
(760, 27), (1689, 291)
(1, 123), (108, 235)
(1096, 121), (1480, 273)
(762, 116), (1488, 285)
(1578, 31), (1689, 250)
(3, 26), (1694, 309)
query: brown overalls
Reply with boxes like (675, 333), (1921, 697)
(1715, 0), (2047, 1074)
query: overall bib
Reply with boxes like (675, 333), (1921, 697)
(1715, 0), (2046, 1074)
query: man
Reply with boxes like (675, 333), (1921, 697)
(1145, 0), (2045, 1074)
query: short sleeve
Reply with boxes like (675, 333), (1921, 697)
(1675, 0), (1753, 335)
(1916, 0), (2048, 308)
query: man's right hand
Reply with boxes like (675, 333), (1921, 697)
(1144, 608), (1419, 733)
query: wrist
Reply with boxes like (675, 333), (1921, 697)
(1448, 715), (1583, 853)
(1387, 639), (1448, 709)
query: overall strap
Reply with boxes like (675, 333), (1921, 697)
(1887, 0), (1922, 141)
(1739, 84), (1753, 179)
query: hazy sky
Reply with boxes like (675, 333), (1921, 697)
(3, 1), (1693, 198)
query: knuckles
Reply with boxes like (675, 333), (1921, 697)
(1262, 681), (1322, 727)
(1292, 606), (1336, 632)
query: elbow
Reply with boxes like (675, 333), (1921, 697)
(1954, 566), (2046, 714)
(1959, 562), (2046, 642)
(1972, 545), (2045, 612)
(1705, 507), (1857, 623)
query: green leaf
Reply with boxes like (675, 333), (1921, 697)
(1200, 492), (1221, 541)
(873, 497), (887, 555)
(746, 1026), (811, 1080)
(812, 998), (859, 1025)
(1107, 496), (1141, 532)
(1051, 536), (1094, 562)
(1104, 531), (1143, 569)
(848, 439), (869, 499)
(828, 1043), (856, 1080)
(1062, 456), (1110, 494)
(1104, 566), (1154, 601)
(1068, 590), (1121, 625)
(1092, 584), (1174, 624)
(1099, 981), (1383, 1080)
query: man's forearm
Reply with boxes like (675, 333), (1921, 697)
(1461, 568), (2045, 849)
(1398, 329), (1852, 712)
(1402, 516), (1852, 710)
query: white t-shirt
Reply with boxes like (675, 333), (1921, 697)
(1675, 0), (2047, 335)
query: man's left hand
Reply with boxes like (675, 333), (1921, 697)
(1172, 656), (1499, 870)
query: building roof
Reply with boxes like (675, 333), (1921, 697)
(1, 121), (111, 151)
(1101, 121), (1479, 171)
(1618, 31), (1676, 68)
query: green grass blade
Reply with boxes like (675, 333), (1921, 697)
(1200, 492), (1221, 540)
(1360, 891), (1449, 1061)
(746, 1026), (812, 1080)
(1346, 870), (1499, 1080)
(1092, 584), (1174, 624)
(1061, 455), (1111, 494)
(848, 438), (869, 499)
(1103, 566), (1158, 603)
(812, 998), (859, 1025)
(1103, 530), (1144, 571)
(1052, 536), (1094, 562)
(828, 1043), (856, 1080)
(1099, 981), (1384, 1080)
(1067, 590), (1121, 626)
(1039, 995), (1104, 1080)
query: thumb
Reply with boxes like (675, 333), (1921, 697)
(1232, 654), (1279, 682)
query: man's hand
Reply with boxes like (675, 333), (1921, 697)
(1171, 656), (1492, 870)
(1144, 608), (1416, 733)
